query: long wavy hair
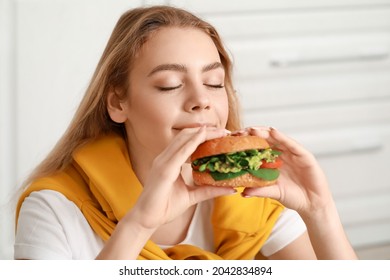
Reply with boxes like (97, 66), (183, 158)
(22, 5), (242, 188)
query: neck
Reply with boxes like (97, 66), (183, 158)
(127, 148), (153, 186)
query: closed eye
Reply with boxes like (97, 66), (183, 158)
(157, 85), (182, 91)
(204, 84), (224, 89)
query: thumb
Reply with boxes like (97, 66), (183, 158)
(189, 185), (236, 205)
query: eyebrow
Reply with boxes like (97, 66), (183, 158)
(147, 62), (223, 77)
(202, 61), (223, 72)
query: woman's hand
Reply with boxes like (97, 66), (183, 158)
(240, 127), (333, 218)
(239, 127), (358, 259)
(127, 126), (235, 231)
(98, 126), (234, 259)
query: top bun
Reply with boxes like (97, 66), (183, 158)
(191, 135), (270, 161)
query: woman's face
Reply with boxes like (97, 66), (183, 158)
(123, 27), (229, 158)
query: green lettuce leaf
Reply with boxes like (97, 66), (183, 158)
(247, 168), (280, 181)
(209, 168), (279, 181)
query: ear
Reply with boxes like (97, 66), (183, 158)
(106, 89), (128, 123)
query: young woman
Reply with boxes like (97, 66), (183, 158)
(14, 5), (357, 260)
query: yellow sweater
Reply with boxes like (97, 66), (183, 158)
(16, 133), (284, 260)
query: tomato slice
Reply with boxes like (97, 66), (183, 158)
(260, 157), (283, 169)
(191, 163), (200, 171)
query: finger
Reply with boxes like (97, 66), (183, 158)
(154, 127), (228, 180)
(247, 126), (271, 139)
(188, 185), (236, 205)
(269, 128), (307, 156)
(169, 126), (227, 161)
(241, 185), (281, 201)
(231, 126), (271, 137)
(230, 129), (248, 136)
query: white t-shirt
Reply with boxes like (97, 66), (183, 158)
(14, 190), (306, 259)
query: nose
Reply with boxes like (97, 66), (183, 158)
(184, 85), (211, 112)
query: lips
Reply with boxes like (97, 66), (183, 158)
(173, 123), (216, 130)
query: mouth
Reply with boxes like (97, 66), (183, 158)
(172, 123), (217, 130)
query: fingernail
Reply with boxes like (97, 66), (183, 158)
(224, 129), (231, 135)
(249, 127), (270, 138)
(241, 193), (251, 198)
(250, 126), (271, 131)
(227, 188), (237, 195)
(231, 129), (246, 136)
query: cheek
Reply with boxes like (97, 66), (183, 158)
(125, 99), (175, 154)
(133, 100), (170, 126)
(215, 94), (229, 125)
(128, 94), (178, 137)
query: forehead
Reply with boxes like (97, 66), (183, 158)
(133, 27), (221, 72)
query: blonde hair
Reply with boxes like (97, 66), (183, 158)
(23, 5), (242, 187)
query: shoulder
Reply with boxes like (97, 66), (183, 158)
(15, 190), (103, 259)
(260, 208), (308, 257)
(19, 189), (78, 213)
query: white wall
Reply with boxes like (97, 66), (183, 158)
(0, 0), (17, 260)
(169, 0), (390, 258)
(1, 0), (390, 259)
(0, 0), (143, 259)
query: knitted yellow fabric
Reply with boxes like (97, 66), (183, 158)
(16, 134), (284, 260)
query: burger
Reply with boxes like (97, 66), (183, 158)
(191, 135), (282, 188)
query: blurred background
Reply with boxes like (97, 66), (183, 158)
(1, 0), (390, 259)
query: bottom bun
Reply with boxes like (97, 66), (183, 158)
(192, 171), (276, 188)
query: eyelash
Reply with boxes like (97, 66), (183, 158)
(158, 85), (182, 91)
(157, 84), (224, 91)
(206, 84), (225, 89)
